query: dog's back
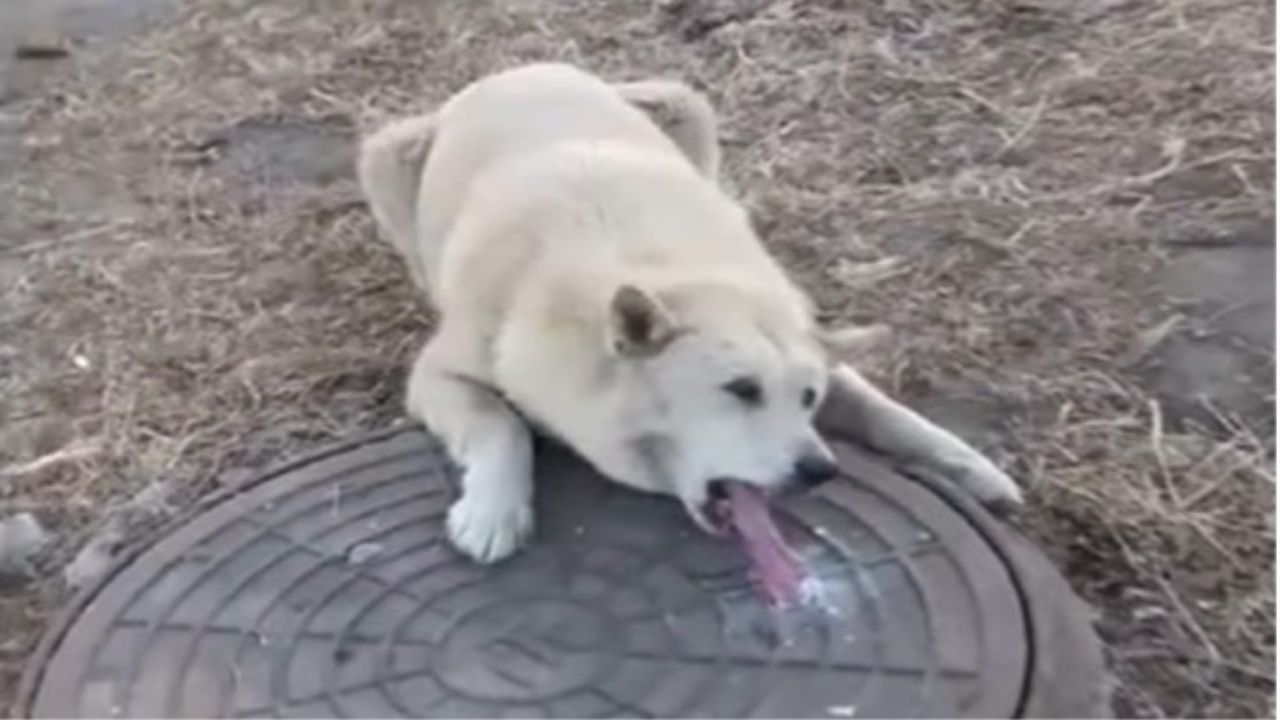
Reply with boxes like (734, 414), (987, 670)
(421, 65), (691, 277)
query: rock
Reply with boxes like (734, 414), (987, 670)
(345, 541), (384, 565)
(64, 480), (176, 589)
(63, 519), (124, 589)
(0, 512), (51, 585)
(13, 10), (70, 60)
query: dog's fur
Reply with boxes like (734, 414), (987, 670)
(358, 63), (1022, 562)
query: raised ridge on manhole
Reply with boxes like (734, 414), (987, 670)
(22, 428), (1032, 718)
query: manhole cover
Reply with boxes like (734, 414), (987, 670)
(19, 426), (1099, 718)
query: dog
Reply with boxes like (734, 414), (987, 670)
(357, 63), (1022, 563)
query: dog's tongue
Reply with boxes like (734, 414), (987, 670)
(726, 483), (806, 608)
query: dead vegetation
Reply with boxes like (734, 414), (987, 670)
(0, 0), (1273, 715)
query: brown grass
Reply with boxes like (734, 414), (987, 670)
(0, 0), (1274, 715)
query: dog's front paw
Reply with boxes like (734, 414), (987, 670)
(446, 488), (533, 563)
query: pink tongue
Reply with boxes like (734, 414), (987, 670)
(726, 483), (807, 608)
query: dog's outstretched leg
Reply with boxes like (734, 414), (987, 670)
(407, 333), (534, 563)
(823, 364), (1023, 508)
(615, 79), (720, 179)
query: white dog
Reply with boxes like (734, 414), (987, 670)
(358, 63), (1022, 563)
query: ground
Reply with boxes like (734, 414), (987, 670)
(0, 0), (1273, 716)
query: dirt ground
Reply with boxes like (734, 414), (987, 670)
(0, 0), (1274, 716)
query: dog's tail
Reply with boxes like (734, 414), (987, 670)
(356, 114), (437, 289)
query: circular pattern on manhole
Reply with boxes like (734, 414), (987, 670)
(23, 429), (1032, 718)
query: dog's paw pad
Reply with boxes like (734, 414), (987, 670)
(446, 492), (533, 563)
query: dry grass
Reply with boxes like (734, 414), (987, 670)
(0, 0), (1274, 715)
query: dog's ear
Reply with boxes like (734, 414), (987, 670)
(818, 323), (892, 357)
(609, 285), (678, 357)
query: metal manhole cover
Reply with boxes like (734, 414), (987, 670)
(22, 428), (1040, 718)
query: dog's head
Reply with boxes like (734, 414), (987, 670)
(602, 282), (884, 531)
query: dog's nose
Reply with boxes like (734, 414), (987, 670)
(794, 455), (839, 486)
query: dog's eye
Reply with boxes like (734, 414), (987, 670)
(722, 376), (763, 406)
(801, 387), (817, 408)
